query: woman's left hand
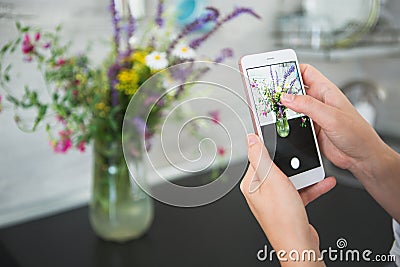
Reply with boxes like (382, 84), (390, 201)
(240, 133), (336, 266)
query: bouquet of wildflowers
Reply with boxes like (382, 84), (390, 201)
(0, 0), (260, 153)
(250, 64), (307, 137)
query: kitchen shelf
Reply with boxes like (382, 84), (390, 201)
(295, 44), (400, 61)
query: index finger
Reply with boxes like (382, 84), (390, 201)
(300, 64), (353, 111)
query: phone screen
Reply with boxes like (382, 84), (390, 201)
(246, 61), (321, 177)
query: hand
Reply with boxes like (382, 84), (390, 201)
(281, 64), (400, 222)
(241, 133), (336, 267)
(280, 64), (385, 174)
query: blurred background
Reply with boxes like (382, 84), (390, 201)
(0, 0), (400, 266)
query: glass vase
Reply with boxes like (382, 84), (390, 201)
(276, 115), (290, 138)
(89, 138), (154, 242)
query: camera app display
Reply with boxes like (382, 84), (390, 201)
(246, 62), (320, 176)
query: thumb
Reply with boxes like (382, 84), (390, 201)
(281, 93), (338, 131)
(246, 133), (294, 193)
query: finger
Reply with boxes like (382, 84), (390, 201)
(299, 176), (336, 206)
(281, 93), (340, 132)
(240, 163), (259, 197)
(300, 64), (353, 110)
(300, 64), (338, 102)
(246, 133), (293, 193)
(313, 120), (321, 136)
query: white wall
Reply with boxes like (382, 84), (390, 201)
(0, 0), (399, 227)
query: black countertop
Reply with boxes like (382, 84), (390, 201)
(0, 167), (394, 267)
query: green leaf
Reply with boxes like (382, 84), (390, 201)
(0, 42), (11, 54)
(21, 26), (30, 33)
(16, 21), (21, 30)
(38, 105), (48, 117)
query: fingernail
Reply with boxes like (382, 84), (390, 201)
(281, 93), (294, 102)
(247, 134), (258, 147)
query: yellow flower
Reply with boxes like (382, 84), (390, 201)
(130, 51), (148, 64)
(95, 102), (106, 110)
(115, 69), (140, 95)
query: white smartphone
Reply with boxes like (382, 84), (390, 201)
(239, 49), (325, 190)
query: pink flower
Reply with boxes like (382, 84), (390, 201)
(56, 115), (66, 125)
(34, 32), (41, 41)
(22, 34), (34, 54)
(217, 146), (225, 156)
(55, 58), (66, 66)
(209, 110), (220, 124)
(53, 139), (72, 153)
(59, 129), (72, 138)
(77, 141), (86, 152)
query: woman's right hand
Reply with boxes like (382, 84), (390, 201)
(281, 64), (387, 176)
(281, 64), (400, 222)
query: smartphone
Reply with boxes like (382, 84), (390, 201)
(239, 49), (324, 190)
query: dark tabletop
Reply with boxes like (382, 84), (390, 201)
(0, 164), (394, 267)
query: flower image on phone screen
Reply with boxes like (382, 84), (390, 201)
(246, 62), (321, 177)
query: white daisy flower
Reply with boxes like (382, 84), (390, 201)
(145, 51), (168, 70)
(172, 43), (196, 60)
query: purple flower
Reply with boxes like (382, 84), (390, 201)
(170, 62), (194, 82)
(278, 106), (283, 117)
(133, 117), (147, 134)
(166, 7), (220, 54)
(109, 0), (121, 57)
(281, 65), (295, 88)
(270, 66), (275, 88)
(214, 48), (234, 63)
(126, 13), (136, 51)
(190, 7), (261, 49)
(42, 42), (51, 49)
(288, 78), (297, 94)
(155, 0), (165, 27)
(107, 62), (121, 106)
